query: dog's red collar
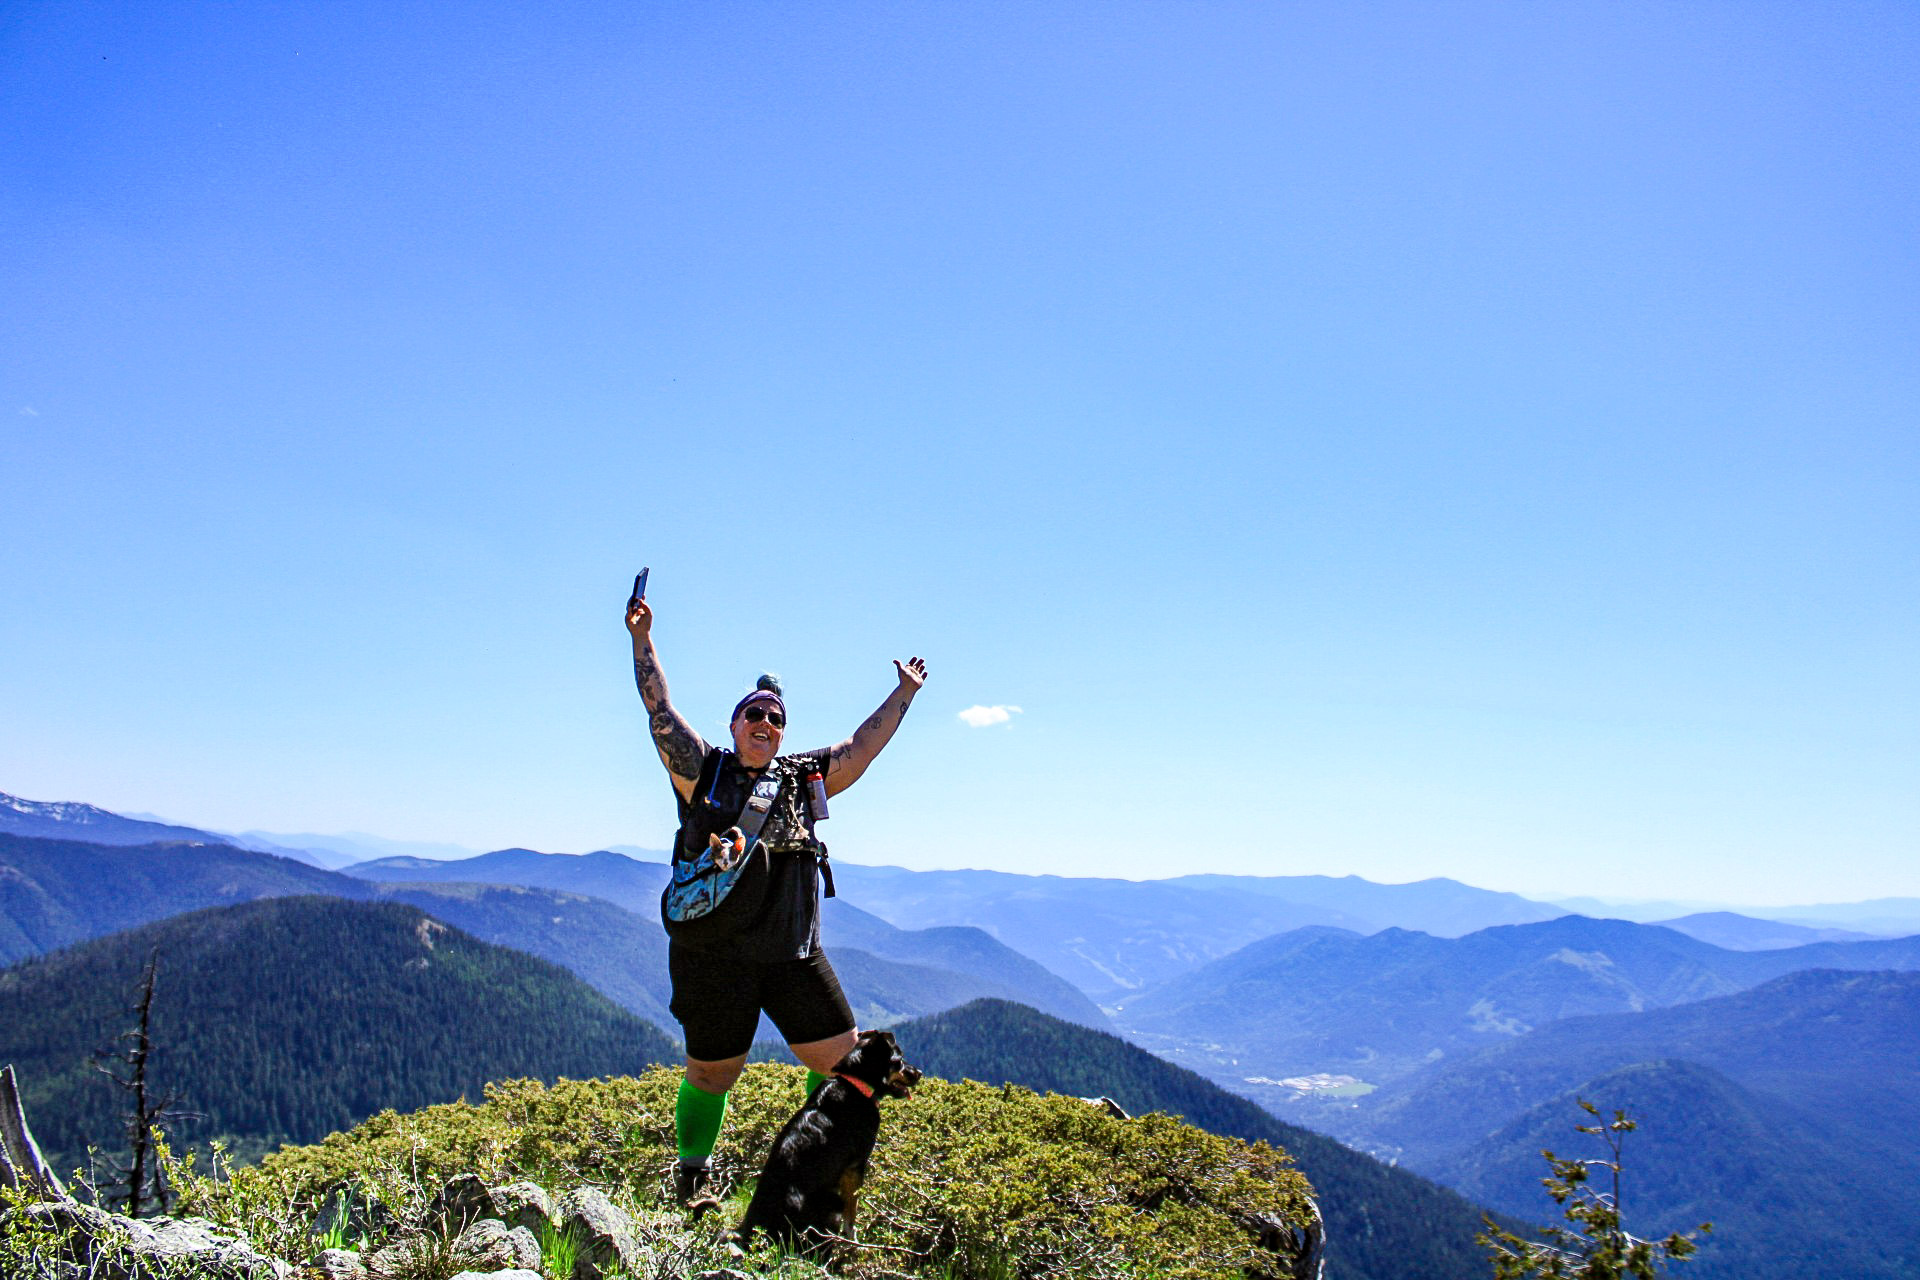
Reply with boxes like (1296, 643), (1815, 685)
(834, 1072), (875, 1099)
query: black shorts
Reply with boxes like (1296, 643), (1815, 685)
(667, 944), (855, 1063)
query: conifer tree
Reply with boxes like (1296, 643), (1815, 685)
(1479, 1099), (1711, 1279)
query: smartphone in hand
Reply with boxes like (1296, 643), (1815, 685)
(631, 567), (649, 603)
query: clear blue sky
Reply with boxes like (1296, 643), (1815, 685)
(4, 1), (1914, 905)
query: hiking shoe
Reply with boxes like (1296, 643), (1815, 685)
(673, 1161), (713, 1208)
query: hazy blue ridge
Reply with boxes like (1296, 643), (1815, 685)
(1649, 911), (1883, 949)
(0, 896), (679, 1171)
(0, 832), (373, 964)
(1755, 898), (1920, 936)
(891, 998), (1506, 1280)
(827, 862), (1383, 1000)
(1348, 968), (1920, 1169)
(340, 846), (1112, 1028)
(822, 897), (1111, 1029)
(1112, 914), (1920, 1086)
(1429, 1059), (1919, 1280)
(340, 847), (672, 916)
(0, 790), (234, 848)
(1166, 872), (1566, 935)
(0, 790), (348, 869)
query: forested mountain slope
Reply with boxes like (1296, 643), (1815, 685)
(0, 896), (679, 1169)
(1430, 1059), (1917, 1280)
(1349, 968), (1920, 1164)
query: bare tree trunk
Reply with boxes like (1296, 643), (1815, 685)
(0, 1063), (68, 1200)
(95, 949), (192, 1217)
(125, 950), (159, 1219)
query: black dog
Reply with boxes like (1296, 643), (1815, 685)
(730, 1029), (921, 1256)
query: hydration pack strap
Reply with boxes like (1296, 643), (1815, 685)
(817, 841), (835, 899)
(714, 754), (783, 851)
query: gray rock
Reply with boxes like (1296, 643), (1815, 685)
(488, 1180), (554, 1237)
(553, 1187), (641, 1280)
(430, 1172), (494, 1230)
(8, 1201), (292, 1279)
(447, 1271), (543, 1280)
(452, 1218), (541, 1272)
(310, 1248), (367, 1280)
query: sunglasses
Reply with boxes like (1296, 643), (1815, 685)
(740, 706), (786, 728)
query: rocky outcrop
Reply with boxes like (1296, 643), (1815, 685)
(310, 1249), (367, 1280)
(450, 1217), (541, 1272)
(554, 1186), (645, 1280)
(2, 1200), (292, 1279)
(426, 1173), (553, 1239)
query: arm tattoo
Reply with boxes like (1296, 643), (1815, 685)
(634, 641), (702, 778)
(651, 709), (705, 778)
(632, 654), (666, 706)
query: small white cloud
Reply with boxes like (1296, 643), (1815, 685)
(18, 407), (39, 417)
(958, 704), (1023, 728)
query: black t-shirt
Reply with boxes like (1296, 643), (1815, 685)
(672, 746), (830, 961)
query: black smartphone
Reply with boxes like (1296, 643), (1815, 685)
(631, 568), (649, 602)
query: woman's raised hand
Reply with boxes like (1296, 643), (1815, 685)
(893, 655), (928, 692)
(626, 593), (654, 640)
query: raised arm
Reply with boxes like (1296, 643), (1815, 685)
(824, 656), (927, 797)
(626, 593), (708, 801)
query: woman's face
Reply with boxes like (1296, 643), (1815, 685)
(730, 702), (784, 769)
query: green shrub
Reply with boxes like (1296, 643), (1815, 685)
(167, 1065), (1316, 1280)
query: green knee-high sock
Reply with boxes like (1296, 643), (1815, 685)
(806, 1070), (829, 1096)
(675, 1078), (729, 1163)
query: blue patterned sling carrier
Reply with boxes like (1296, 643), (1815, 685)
(661, 755), (782, 942)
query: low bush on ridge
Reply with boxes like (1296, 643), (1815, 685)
(166, 1063), (1318, 1280)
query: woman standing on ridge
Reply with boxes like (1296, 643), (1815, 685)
(625, 584), (927, 1205)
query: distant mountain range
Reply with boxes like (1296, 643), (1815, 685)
(824, 864), (1389, 999)
(1112, 915), (1920, 1092)
(343, 846), (1110, 1030)
(342, 846), (672, 913)
(0, 790), (355, 869)
(1649, 910), (1880, 949)
(1167, 872), (1564, 932)
(0, 831), (1107, 1036)
(1553, 891), (1920, 937)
